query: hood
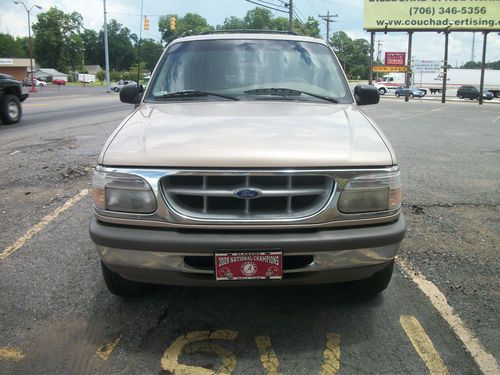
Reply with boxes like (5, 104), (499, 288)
(100, 101), (394, 168)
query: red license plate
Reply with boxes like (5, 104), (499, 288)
(215, 251), (283, 281)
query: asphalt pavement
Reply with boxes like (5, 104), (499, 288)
(0, 90), (498, 374)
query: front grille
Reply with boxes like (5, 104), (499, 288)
(161, 173), (334, 220)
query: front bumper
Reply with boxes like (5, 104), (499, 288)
(90, 215), (406, 286)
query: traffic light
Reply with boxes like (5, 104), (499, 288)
(169, 16), (176, 31)
(144, 16), (149, 31)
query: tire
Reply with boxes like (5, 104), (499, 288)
(100, 261), (151, 297)
(395, 92), (400, 97)
(458, 95), (463, 99)
(0, 95), (22, 125)
(349, 260), (394, 295)
(409, 93), (414, 99)
(378, 88), (386, 95)
(113, 87), (119, 92)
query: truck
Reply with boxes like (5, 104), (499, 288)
(78, 73), (96, 83)
(374, 69), (500, 97)
(89, 32), (406, 297)
(0, 73), (28, 125)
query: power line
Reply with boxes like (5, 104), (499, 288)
(318, 11), (337, 42)
(245, 0), (288, 14)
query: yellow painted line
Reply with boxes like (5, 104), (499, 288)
(319, 333), (340, 375)
(0, 189), (89, 262)
(96, 336), (121, 361)
(400, 316), (449, 375)
(255, 336), (281, 375)
(0, 347), (25, 361)
(397, 258), (500, 375)
(27, 95), (87, 100)
(161, 330), (238, 375)
(23, 103), (49, 108)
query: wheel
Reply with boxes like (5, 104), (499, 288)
(100, 261), (152, 297)
(395, 92), (400, 97)
(458, 95), (463, 99)
(409, 93), (414, 99)
(113, 87), (119, 92)
(349, 260), (394, 295)
(378, 88), (386, 95)
(0, 95), (22, 125)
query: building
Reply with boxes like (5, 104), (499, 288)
(0, 58), (34, 81)
(84, 65), (103, 75)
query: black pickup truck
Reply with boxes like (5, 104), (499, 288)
(0, 73), (28, 125)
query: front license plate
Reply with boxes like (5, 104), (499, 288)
(215, 251), (283, 281)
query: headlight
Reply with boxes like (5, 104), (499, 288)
(92, 170), (157, 213)
(338, 171), (402, 213)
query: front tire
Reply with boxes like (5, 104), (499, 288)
(378, 88), (386, 95)
(101, 261), (151, 297)
(0, 95), (22, 125)
(395, 92), (400, 97)
(113, 87), (119, 92)
(409, 93), (414, 99)
(349, 260), (394, 295)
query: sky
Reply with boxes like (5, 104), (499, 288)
(1, 0), (499, 67)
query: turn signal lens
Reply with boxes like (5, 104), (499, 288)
(338, 171), (402, 213)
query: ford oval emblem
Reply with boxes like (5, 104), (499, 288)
(234, 188), (262, 199)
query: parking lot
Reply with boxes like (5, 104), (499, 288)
(0, 88), (498, 374)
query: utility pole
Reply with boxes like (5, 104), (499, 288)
(376, 40), (383, 62)
(319, 11), (338, 43)
(14, 1), (41, 93)
(137, 0), (144, 85)
(103, 0), (111, 93)
(471, 32), (476, 62)
(288, 0), (293, 32)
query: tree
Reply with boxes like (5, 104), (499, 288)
(139, 39), (164, 72)
(218, 8), (320, 38)
(329, 31), (370, 79)
(81, 29), (101, 66)
(0, 33), (26, 58)
(159, 13), (213, 44)
(32, 7), (84, 72)
(98, 20), (137, 71)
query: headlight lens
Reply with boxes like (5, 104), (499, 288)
(92, 170), (157, 213)
(338, 171), (402, 213)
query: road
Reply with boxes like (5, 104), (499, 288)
(0, 89), (498, 374)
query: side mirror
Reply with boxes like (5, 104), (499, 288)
(354, 84), (380, 106)
(120, 84), (144, 105)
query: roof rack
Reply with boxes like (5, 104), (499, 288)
(199, 29), (300, 36)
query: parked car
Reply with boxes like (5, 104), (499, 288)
(90, 32), (405, 297)
(52, 79), (66, 86)
(394, 86), (425, 98)
(0, 73), (28, 124)
(456, 85), (493, 100)
(112, 80), (136, 92)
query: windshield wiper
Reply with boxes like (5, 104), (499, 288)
(154, 90), (239, 101)
(243, 88), (339, 103)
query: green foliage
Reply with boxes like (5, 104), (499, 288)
(159, 13), (213, 44)
(32, 7), (84, 72)
(98, 20), (137, 71)
(138, 39), (164, 72)
(81, 29), (100, 66)
(0, 33), (27, 58)
(329, 31), (370, 78)
(217, 8), (320, 37)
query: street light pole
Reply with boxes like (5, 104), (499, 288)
(14, 1), (41, 93)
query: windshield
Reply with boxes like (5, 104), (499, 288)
(146, 38), (352, 103)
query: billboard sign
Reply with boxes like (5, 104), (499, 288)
(364, 0), (500, 31)
(385, 52), (406, 66)
(373, 66), (409, 73)
(412, 60), (442, 74)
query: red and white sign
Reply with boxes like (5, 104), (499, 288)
(385, 52), (406, 66)
(215, 251), (283, 281)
